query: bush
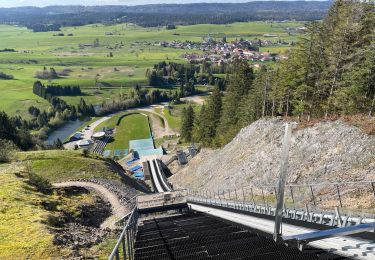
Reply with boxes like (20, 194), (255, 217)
(166, 24), (176, 30)
(0, 139), (18, 163)
(0, 72), (14, 80)
(27, 172), (52, 194)
(35, 67), (58, 80)
(82, 149), (90, 157)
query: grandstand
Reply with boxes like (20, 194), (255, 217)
(92, 135), (110, 155)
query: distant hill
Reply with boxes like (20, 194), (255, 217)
(0, 1), (331, 29)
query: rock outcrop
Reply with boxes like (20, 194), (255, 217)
(170, 119), (375, 211)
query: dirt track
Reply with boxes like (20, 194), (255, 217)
(53, 181), (128, 229)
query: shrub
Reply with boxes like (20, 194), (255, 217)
(27, 172), (52, 194)
(0, 72), (14, 80)
(35, 67), (58, 79)
(82, 149), (90, 157)
(0, 139), (18, 163)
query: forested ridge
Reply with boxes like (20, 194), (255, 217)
(181, 0), (375, 147)
(0, 1), (331, 30)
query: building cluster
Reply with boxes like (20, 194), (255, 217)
(157, 37), (290, 64)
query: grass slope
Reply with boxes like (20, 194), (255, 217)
(16, 150), (123, 183)
(0, 169), (119, 259)
(0, 172), (58, 259)
(0, 149), (140, 258)
(156, 102), (203, 130)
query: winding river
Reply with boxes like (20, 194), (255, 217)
(46, 119), (86, 145)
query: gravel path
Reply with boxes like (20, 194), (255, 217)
(53, 181), (129, 229)
(137, 106), (177, 137)
(180, 94), (207, 105)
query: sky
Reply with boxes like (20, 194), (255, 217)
(0, 0), (324, 8)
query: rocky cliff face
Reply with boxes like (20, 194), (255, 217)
(170, 119), (375, 210)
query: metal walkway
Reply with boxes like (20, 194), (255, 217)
(189, 203), (375, 260)
(134, 212), (337, 260)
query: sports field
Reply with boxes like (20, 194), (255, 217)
(0, 21), (302, 118)
(95, 113), (151, 151)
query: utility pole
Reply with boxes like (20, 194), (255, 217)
(274, 122), (297, 243)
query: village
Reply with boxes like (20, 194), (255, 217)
(157, 35), (293, 65)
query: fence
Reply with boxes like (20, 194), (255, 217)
(109, 208), (139, 260)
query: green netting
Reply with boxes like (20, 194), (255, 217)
(129, 138), (154, 151)
(137, 148), (164, 157)
(103, 150), (111, 158)
(114, 149), (129, 157)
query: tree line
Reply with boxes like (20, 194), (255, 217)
(0, 109), (66, 157)
(28, 81), (94, 139)
(0, 2), (330, 30)
(33, 81), (82, 97)
(181, 0), (374, 147)
(98, 84), (192, 115)
(147, 61), (227, 92)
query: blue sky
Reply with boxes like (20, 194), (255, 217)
(0, 0), (324, 8)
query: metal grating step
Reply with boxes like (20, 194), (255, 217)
(134, 212), (342, 260)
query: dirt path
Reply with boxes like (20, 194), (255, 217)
(53, 181), (128, 229)
(180, 94), (207, 105)
(137, 106), (177, 137)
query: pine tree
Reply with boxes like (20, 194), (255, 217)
(216, 59), (254, 145)
(239, 65), (270, 127)
(192, 104), (206, 143)
(181, 105), (195, 142)
(202, 85), (222, 145)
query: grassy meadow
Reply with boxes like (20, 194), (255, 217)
(156, 102), (204, 130)
(0, 21), (302, 119)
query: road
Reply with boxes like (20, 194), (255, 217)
(82, 116), (111, 140)
(53, 181), (128, 229)
(63, 116), (111, 149)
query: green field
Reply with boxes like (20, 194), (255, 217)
(95, 113), (151, 151)
(155, 102), (203, 130)
(0, 21), (302, 119)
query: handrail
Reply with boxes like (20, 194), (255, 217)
(216, 180), (375, 190)
(188, 180), (375, 211)
(109, 207), (139, 260)
(187, 195), (375, 227)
